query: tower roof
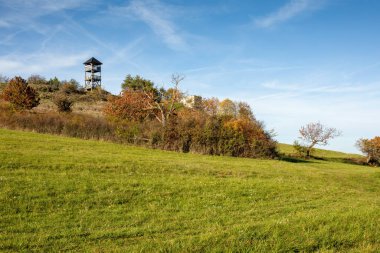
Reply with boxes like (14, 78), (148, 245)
(83, 57), (102, 65)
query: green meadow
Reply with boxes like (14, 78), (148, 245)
(1, 128), (379, 252)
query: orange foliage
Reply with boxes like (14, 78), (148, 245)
(104, 90), (151, 121)
(224, 118), (265, 140)
(202, 97), (219, 116)
(357, 136), (380, 164)
(1, 76), (40, 110)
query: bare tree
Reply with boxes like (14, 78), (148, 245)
(296, 122), (341, 157)
(143, 73), (184, 127)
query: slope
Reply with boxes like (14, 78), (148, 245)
(0, 129), (379, 252)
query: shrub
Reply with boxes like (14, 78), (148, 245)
(293, 140), (309, 157)
(104, 90), (150, 121)
(78, 87), (111, 102)
(0, 109), (117, 141)
(60, 82), (79, 94)
(53, 93), (74, 112)
(356, 137), (380, 165)
(1, 76), (40, 110)
(27, 75), (47, 85)
(47, 77), (61, 91)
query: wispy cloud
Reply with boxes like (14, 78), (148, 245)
(259, 80), (370, 97)
(0, 51), (90, 74)
(254, 0), (324, 28)
(0, 20), (10, 28)
(0, 0), (95, 29)
(111, 0), (187, 51)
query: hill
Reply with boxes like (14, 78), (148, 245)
(278, 143), (362, 158)
(1, 128), (379, 252)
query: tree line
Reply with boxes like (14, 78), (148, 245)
(0, 74), (379, 165)
(105, 74), (278, 158)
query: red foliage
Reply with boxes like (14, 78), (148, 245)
(104, 90), (151, 121)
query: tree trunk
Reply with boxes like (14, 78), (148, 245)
(306, 149), (311, 158)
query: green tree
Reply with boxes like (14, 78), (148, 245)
(48, 77), (61, 91)
(121, 75), (155, 91)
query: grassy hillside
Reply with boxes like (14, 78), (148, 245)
(1, 129), (379, 252)
(277, 143), (362, 158)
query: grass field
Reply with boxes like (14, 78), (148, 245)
(1, 128), (380, 252)
(277, 143), (362, 159)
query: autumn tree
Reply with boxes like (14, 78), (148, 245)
(202, 97), (219, 116)
(237, 102), (255, 120)
(219, 99), (237, 117)
(295, 122), (341, 158)
(356, 137), (380, 165)
(1, 76), (40, 110)
(104, 90), (150, 121)
(107, 74), (184, 127)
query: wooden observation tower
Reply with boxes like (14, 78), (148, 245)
(84, 57), (102, 90)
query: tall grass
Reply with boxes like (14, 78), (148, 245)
(0, 101), (117, 141)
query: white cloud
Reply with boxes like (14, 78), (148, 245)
(0, 52), (90, 75)
(260, 80), (368, 95)
(112, 0), (187, 50)
(255, 0), (323, 28)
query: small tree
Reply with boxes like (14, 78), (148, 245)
(47, 77), (61, 91)
(1, 76), (40, 110)
(237, 102), (255, 120)
(104, 90), (150, 121)
(53, 93), (73, 112)
(27, 74), (47, 85)
(202, 97), (219, 116)
(122, 74), (155, 91)
(219, 99), (237, 117)
(295, 122), (341, 158)
(356, 137), (380, 165)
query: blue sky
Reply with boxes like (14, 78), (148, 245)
(1, 0), (380, 153)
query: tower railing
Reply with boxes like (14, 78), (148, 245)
(85, 65), (101, 72)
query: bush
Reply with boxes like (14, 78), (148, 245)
(104, 90), (150, 121)
(1, 76), (40, 110)
(356, 137), (380, 165)
(293, 140), (309, 157)
(0, 109), (117, 141)
(53, 93), (74, 112)
(60, 82), (79, 95)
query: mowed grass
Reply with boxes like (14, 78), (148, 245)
(1, 129), (380, 252)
